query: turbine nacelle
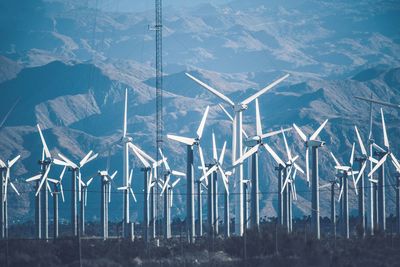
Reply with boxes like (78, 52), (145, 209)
(244, 135), (261, 147)
(234, 103), (248, 112)
(306, 140), (325, 147)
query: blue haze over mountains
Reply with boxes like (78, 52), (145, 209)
(0, 0), (400, 223)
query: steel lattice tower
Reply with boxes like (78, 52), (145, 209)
(155, 0), (163, 239)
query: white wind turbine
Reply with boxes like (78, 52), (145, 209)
(97, 169), (117, 240)
(25, 124), (66, 239)
(49, 166), (67, 239)
(129, 143), (162, 242)
(320, 176), (340, 238)
(280, 130), (304, 232)
(367, 108), (397, 232)
(0, 155), (20, 239)
(186, 72), (290, 235)
(78, 176), (94, 236)
(220, 99), (291, 231)
(117, 169), (138, 231)
(292, 119), (328, 239)
(330, 144), (359, 239)
(167, 105), (209, 243)
(56, 150), (98, 236)
(198, 132), (228, 237)
(388, 153), (400, 234)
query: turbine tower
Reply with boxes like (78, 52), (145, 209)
(0, 155), (20, 239)
(198, 132), (229, 238)
(57, 150), (98, 236)
(117, 169), (137, 238)
(293, 119), (328, 239)
(330, 144), (359, 239)
(167, 105), (209, 243)
(79, 176), (94, 236)
(158, 149), (185, 238)
(49, 166), (67, 239)
(186, 72), (289, 235)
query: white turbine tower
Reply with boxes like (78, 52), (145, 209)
(56, 150), (98, 236)
(186, 72), (289, 235)
(167, 105), (209, 243)
(330, 143), (359, 239)
(97, 169), (117, 240)
(292, 119), (328, 239)
(79, 176), (94, 236)
(0, 155), (20, 239)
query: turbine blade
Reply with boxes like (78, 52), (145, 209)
(200, 165), (218, 182)
(354, 126), (367, 156)
(79, 151), (93, 167)
(218, 167), (229, 195)
(263, 143), (285, 167)
(36, 167), (51, 196)
(196, 106), (210, 139)
(0, 159), (6, 168)
(218, 104), (233, 121)
(128, 143), (150, 168)
(381, 108), (389, 148)
(390, 153), (400, 171)
(310, 119), (328, 141)
(172, 178), (181, 188)
(10, 182), (19, 195)
(129, 169), (133, 183)
(351, 171), (358, 195)
(130, 143), (155, 163)
(57, 153), (78, 169)
(241, 74), (290, 105)
(53, 158), (69, 166)
(161, 175), (170, 196)
(293, 163), (305, 174)
(26, 174), (41, 182)
(167, 134), (196, 146)
(368, 154), (388, 177)
(59, 166), (66, 182)
(123, 88), (128, 138)
(185, 73), (235, 106)
(261, 127), (290, 139)
(218, 141), (227, 165)
(8, 155), (20, 168)
(330, 152), (341, 167)
(171, 170), (185, 177)
(338, 183), (344, 202)
(350, 143), (355, 166)
(198, 145), (207, 179)
(372, 143), (386, 153)
(355, 161), (367, 185)
(60, 184), (65, 202)
(255, 99), (262, 136)
(37, 124), (51, 159)
(293, 124), (307, 142)
(282, 129), (292, 160)
(212, 131), (217, 161)
(130, 188), (137, 202)
(233, 144), (259, 166)
(354, 95), (400, 110)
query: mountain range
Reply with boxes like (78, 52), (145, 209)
(0, 0), (399, 224)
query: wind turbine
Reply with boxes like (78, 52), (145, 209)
(78, 176), (94, 236)
(49, 166), (67, 239)
(120, 88), (135, 238)
(117, 169), (137, 237)
(367, 108), (397, 232)
(158, 149), (185, 239)
(280, 130), (304, 232)
(25, 124), (66, 239)
(186, 72), (289, 235)
(56, 151), (98, 236)
(129, 142), (161, 242)
(330, 144), (359, 239)
(167, 105), (209, 243)
(353, 125), (369, 237)
(0, 155), (20, 239)
(159, 176), (182, 239)
(320, 177), (340, 238)
(354, 94), (399, 234)
(198, 132), (229, 238)
(292, 119), (328, 239)
(221, 99), (292, 231)
(97, 169), (117, 240)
